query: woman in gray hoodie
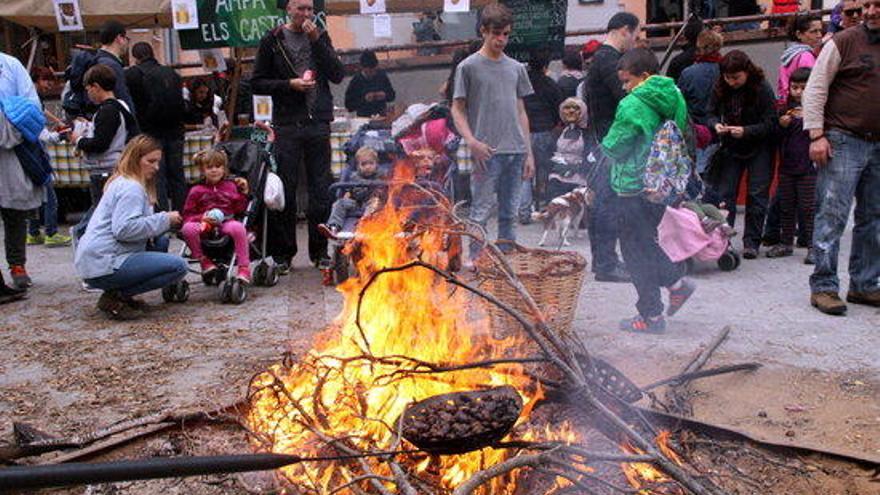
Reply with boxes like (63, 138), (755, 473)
(74, 135), (186, 319)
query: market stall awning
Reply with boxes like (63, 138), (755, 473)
(0, 0), (171, 32)
(324, 0), (493, 15)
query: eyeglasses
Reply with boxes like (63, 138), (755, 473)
(843, 8), (863, 16)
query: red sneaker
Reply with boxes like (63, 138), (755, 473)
(236, 266), (251, 285)
(200, 258), (217, 276)
(9, 265), (32, 289)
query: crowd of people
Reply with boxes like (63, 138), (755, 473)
(0, 0), (877, 327)
(443, 1), (879, 327)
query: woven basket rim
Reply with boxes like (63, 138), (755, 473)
(475, 243), (587, 280)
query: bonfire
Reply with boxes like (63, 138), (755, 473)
(243, 161), (704, 495)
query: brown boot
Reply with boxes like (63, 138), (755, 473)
(810, 292), (847, 316)
(97, 292), (140, 320)
(846, 291), (880, 307)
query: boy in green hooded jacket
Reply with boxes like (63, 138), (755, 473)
(601, 48), (696, 334)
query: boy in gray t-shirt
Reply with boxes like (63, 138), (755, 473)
(451, 3), (534, 263)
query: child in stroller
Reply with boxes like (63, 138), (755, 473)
(318, 146), (385, 240)
(320, 112), (459, 285)
(181, 149), (252, 283)
(165, 125), (279, 304)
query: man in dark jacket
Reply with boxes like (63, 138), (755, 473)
(582, 12), (640, 284)
(126, 42), (187, 211)
(344, 50), (396, 117)
(251, 0), (345, 271)
(95, 21), (134, 113)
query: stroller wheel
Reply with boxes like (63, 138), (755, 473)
(175, 280), (190, 302)
(161, 285), (175, 303)
(253, 263), (268, 286)
(230, 280), (247, 304)
(264, 264), (280, 287)
(717, 251), (739, 271)
(162, 281), (190, 303)
(219, 281), (232, 303)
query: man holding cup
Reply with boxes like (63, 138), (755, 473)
(252, 0), (345, 273)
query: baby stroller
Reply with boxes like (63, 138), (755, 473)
(324, 106), (461, 285)
(164, 128), (280, 305)
(656, 179), (741, 273)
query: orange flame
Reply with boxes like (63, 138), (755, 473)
(620, 431), (684, 494)
(246, 162), (580, 493)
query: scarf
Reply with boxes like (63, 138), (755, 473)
(695, 53), (723, 63)
(780, 43), (813, 67)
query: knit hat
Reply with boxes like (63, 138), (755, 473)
(0, 96), (45, 144)
(581, 40), (602, 58)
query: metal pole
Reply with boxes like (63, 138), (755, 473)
(0, 454), (300, 491)
(0, 450), (417, 491)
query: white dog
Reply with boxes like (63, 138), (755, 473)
(531, 187), (593, 247)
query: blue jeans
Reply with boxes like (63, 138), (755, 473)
(810, 129), (880, 294)
(469, 153), (524, 259)
(28, 180), (59, 236)
(86, 240), (186, 298)
(518, 131), (556, 218)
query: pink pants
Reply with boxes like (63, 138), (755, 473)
(181, 220), (250, 267)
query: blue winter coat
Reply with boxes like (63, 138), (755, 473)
(677, 62), (720, 126)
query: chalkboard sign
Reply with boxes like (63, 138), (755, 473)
(501, 0), (568, 62)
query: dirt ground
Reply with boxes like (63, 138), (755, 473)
(1, 221), (878, 494)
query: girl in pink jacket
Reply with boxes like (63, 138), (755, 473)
(181, 150), (251, 283)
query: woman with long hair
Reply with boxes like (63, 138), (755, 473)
(74, 136), (187, 319)
(706, 50), (777, 259)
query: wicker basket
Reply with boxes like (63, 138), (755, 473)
(475, 243), (587, 341)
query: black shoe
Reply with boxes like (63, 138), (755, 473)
(272, 257), (291, 276)
(0, 283), (27, 304)
(595, 266), (631, 283)
(742, 247), (759, 259)
(796, 238), (810, 249)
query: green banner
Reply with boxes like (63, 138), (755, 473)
(501, 0), (568, 62)
(178, 0), (326, 50)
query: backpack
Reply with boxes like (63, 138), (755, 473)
(136, 64), (185, 128)
(642, 120), (696, 206)
(62, 49), (107, 118)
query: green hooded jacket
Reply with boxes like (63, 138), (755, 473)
(601, 75), (689, 195)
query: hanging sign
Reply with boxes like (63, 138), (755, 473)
(179, 0), (327, 49)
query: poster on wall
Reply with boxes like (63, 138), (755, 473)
(500, 0), (568, 62)
(53, 0), (84, 32)
(444, 0), (470, 13)
(373, 14), (392, 38)
(172, 0), (200, 30)
(178, 0), (326, 49)
(359, 0), (386, 15)
(253, 95), (273, 122)
(199, 49), (227, 72)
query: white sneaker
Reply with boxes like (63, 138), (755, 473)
(81, 281), (102, 293)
